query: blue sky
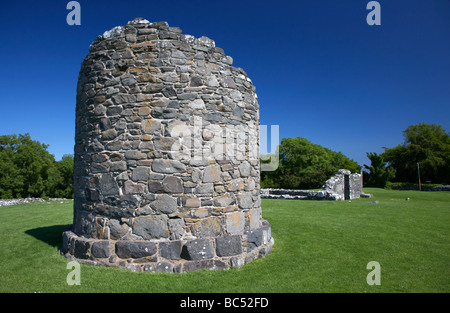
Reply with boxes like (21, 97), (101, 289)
(0, 0), (449, 167)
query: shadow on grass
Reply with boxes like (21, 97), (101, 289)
(25, 225), (70, 249)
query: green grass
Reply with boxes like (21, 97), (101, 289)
(0, 188), (449, 293)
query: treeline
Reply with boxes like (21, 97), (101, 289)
(0, 134), (73, 199)
(363, 123), (450, 187)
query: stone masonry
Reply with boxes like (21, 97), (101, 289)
(61, 18), (273, 273)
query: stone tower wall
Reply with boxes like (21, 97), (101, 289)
(61, 18), (273, 273)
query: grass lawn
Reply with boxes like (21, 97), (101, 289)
(0, 188), (448, 293)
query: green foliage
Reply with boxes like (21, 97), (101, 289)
(0, 133), (73, 199)
(363, 152), (396, 188)
(53, 154), (74, 198)
(261, 137), (360, 189)
(382, 123), (450, 184)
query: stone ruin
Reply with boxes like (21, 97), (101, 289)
(61, 18), (273, 273)
(261, 169), (369, 200)
(323, 169), (364, 200)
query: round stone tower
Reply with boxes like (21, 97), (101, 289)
(61, 18), (273, 273)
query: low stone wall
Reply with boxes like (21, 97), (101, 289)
(261, 169), (366, 201)
(0, 198), (70, 207)
(260, 189), (341, 200)
(427, 185), (450, 191)
(60, 221), (273, 273)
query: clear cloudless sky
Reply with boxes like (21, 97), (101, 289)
(0, 0), (449, 167)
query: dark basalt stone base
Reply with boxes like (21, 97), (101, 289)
(60, 220), (273, 273)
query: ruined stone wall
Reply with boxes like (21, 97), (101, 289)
(62, 18), (273, 273)
(347, 173), (363, 200)
(323, 169), (362, 200)
(261, 169), (364, 201)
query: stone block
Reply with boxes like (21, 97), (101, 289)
(115, 241), (157, 258)
(125, 150), (147, 160)
(162, 87), (177, 97)
(156, 261), (174, 273)
(216, 235), (242, 257)
(190, 76), (203, 87)
(194, 183), (214, 194)
(109, 219), (130, 240)
(189, 207), (209, 218)
(189, 98), (205, 109)
(160, 241), (182, 260)
(143, 83), (164, 93)
(191, 216), (223, 237)
(110, 153), (124, 162)
(203, 164), (221, 183)
(248, 208), (262, 230)
(132, 167), (150, 181)
(123, 180), (145, 195)
(154, 137), (177, 151)
(191, 168), (202, 182)
(247, 230), (263, 251)
(73, 237), (90, 259)
(183, 260), (229, 272)
(92, 162), (109, 174)
(132, 215), (169, 239)
(226, 178), (244, 192)
(102, 129), (118, 140)
(181, 239), (214, 260)
(85, 188), (100, 201)
(148, 181), (164, 193)
(105, 141), (123, 151)
(100, 174), (119, 196)
(110, 161), (127, 172)
(238, 161), (251, 177)
(206, 76), (219, 87)
(150, 194), (178, 214)
(142, 118), (161, 134)
(91, 241), (111, 258)
(213, 194), (235, 207)
(152, 159), (186, 173)
(230, 256), (245, 269)
(204, 112), (222, 123)
(168, 218), (185, 239)
(226, 211), (244, 235)
(162, 176), (183, 193)
(221, 76), (236, 89)
(177, 92), (197, 101)
(94, 104), (106, 116)
(237, 192), (253, 209)
(61, 231), (76, 254)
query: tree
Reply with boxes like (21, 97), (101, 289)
(0, 134), (55, 198)
(363, 152), (395, 188)
(382, 123), (450, 184)
(55, 154), (74, 198)
(0, 134), (74, 199)
(261, 137), (360, 189)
